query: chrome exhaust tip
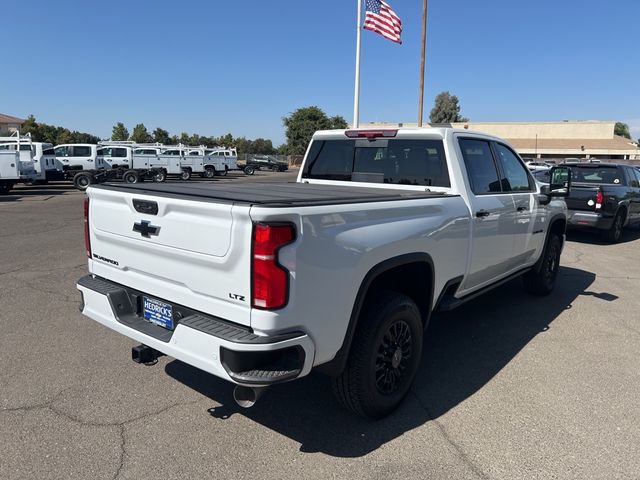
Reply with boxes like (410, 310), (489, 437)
(233, 385), (268, 408)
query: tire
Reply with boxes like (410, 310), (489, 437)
(244, 165), (255, 175)
(123, 170), (139, 184)
(204, 167), (215, 179)
(0, 182), (13, 194)
(602, 209), (625, 243)
(523, 234), (562, 295)
(272, 165), (279, 172)
(73, 172), (93, 191)
(153, 169), (166, 183)
(218, 167), (228, 176)
(331, 291), (423, 419)
(180, 169), (192, 181)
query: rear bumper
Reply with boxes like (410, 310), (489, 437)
(567, 210), (613, 230)
(77, 275), (315, 386)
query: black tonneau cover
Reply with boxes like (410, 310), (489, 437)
(92, 182), (452, 207)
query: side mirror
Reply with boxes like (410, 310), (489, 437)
(548, 166), (571, 197)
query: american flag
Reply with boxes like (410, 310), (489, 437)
(363, 0), (402, 44)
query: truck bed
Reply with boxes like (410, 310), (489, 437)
(93, 181), (452, 207)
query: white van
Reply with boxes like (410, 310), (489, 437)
(54, 144), (107, 171)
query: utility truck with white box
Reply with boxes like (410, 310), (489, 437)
(0, 134), (62, 184)
(0, 150), (37, 193)
(77, 128), (571, 418)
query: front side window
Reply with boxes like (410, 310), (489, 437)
(54, 146), (69, 157)
(113, 148), (127, 158)
(302, 138), (450, 187)
(494, 143), (534, 192)
(458, 138), (501, 194)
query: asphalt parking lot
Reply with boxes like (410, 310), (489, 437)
(1, 171), (639, 480)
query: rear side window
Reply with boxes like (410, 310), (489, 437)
(43, 148), (55, 155)
(302, 138), (450, 187)
(459, 139), (501, 194)
(625, 167), (639, 188)
(72, 146), (92, 157)
(494, 143), (534, 192)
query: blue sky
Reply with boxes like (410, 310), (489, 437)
(2, 0), (639, 144)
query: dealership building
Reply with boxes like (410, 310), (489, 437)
(0, 113), (25, 136)
(360, 120), (640, 162)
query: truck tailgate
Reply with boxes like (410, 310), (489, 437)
(565, 184), (600, 212)
(87, 186), (253, 326)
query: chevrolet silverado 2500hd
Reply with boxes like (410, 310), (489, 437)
(77, 128), (571, 418)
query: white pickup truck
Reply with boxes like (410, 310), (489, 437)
(77, 128), (571, 418)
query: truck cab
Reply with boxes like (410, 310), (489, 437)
(54, 144), (107, 171)
(98, 145), (133, 169)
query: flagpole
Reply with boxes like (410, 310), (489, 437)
(417, 0), (428, 127)
(353, 0), (363, 128)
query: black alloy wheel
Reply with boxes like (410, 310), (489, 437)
(375, 320), (414, 395)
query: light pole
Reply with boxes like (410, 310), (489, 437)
(417, 0), (428, 127)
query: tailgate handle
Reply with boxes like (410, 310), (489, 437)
(133, 199), (158, 215)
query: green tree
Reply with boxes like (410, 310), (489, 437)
(429, 91), (469, 124)
(152, 127), (170, 145)
(111, 122), (129, 141)
(130, 123), (151, 143)
(21, 115), (39, 137)
(251, 138), (275, 154)
(217, 133), (234, 147)
(283, 106), (346, 155)
(614, 122), (631, 139)
(233, 137), (251, 154)
(178, 132), (191, 145)
(329, 115), (348, 129)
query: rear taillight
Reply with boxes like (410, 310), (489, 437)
(595, 190), (604, 210)
(84, 197), (91, 258)
(252, 223), (295, 310)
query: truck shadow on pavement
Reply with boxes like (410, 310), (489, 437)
(166, 266), (603, 457)
(566, 227), (640, 245)
(0, 183), (77, 202)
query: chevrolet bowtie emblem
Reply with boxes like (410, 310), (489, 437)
(133, 220), (160, 238)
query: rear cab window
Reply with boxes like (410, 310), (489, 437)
(301, 138), (451, 187)
(570, 166), (624, 185)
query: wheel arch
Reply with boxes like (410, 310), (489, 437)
(317, 253), (435, 376)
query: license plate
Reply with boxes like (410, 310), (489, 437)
(142, 297), (174, 330)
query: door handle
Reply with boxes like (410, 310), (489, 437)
(516, 206), (527, 212)
(476, 210), (490, 218)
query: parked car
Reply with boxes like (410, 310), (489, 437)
(244, 155), (288, 174)
(525, 160), (552, 172)
(564, 163), (640, 242)
(77, 127), (570, 418)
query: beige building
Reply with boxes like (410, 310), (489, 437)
(0, 113), (25, 136)
(360, 121), (640, 162)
